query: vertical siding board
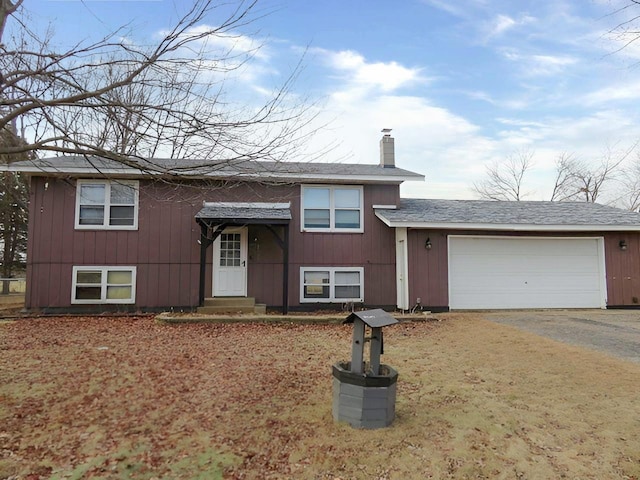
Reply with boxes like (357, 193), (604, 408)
(630, 234), (640, 305)
(115, 232), (127, 264)
(36, 264), (50, 309)
(146, 264), (159, 307)
(182, 263), (196, 306)
(135, 265), (147, 307)
(60, 182), (76, 265)
(157, 264), (171, 308)
(94, 231), (107, 264)
(168, 263), (181, 307)
(147, 203), (161, 264)
(137, 189), (150, 265)
(49, 181), (65, 264)
(605, 233), (624, 305)
(36, 178), (54, 267)
(72, 232), (85, 264)
(103, 231), (117, 263)
(25, 178), (39, 309)
(48, 263), (62, 306)
(84, 232), (96, 264)
(169, 203), (181, 263)
(126, 233), (138, 265)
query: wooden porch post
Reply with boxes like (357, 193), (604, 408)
(198, 223), (209, 307)
(282, 223), (289, 315)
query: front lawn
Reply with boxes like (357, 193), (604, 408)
(1, 314), (639, 479)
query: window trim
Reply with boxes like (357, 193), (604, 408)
(71, 266), (137, 304)
(75, 179), (139, 230)
(301, 185), (364, 233)
(299, 266), (364, 303)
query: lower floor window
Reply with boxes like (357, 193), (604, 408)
(300, 267), (363, 303)
(72, 266), (136, 304)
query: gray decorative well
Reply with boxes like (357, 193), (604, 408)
(332, 309), (399, 429)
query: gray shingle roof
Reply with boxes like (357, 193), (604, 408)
(375, 199), (640, 230)
(195, 202), (291, 223)
(0, 156), (424, 184)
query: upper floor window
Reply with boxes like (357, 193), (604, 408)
(75, 180), (139, 230)
(301, 185), (363, 232)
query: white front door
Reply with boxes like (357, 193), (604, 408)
(213, 227), (248, 297)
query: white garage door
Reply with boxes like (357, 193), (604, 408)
(448, 237), (606, 309)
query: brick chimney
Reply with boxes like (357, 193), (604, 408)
(380, 128), (395, 168)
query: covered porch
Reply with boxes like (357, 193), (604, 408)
(195, 202), (291, 314)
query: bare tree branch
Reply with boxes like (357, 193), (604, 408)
(473, 149), (534, 201)
(0, 0), (323, 172)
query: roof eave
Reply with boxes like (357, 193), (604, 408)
(0, 165), (425, 184)
(374, 215), (640, 231)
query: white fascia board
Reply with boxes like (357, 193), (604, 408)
(375, 215), (640, 231)
(0, 165), (425, 183)
(375, 211), (393, 226)
(372, 204), (397, 209)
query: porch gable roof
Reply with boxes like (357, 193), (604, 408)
(195, 202), (291, 226)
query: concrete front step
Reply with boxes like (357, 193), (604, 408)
(198, 298), (267, 314)
(203, 297), (256, 307)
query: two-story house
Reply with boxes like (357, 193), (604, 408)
(4, 131), (640, 313)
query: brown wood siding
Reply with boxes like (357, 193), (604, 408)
(406, 230), (449, 308)
(26, 177), (400, 310)
(405, 229), (640, 309)
(604, 232), (640, 306)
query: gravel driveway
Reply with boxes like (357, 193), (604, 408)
(484, 310), (640, 364)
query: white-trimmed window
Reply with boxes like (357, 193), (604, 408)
(301, 185), (363, 232)
(72, 266), (136, 304)
(75, 180), (139, 229)
(300, 267), (364, 303)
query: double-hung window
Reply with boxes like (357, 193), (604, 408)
(72, 266), (136, 304)
(300, 267), (364, 303)
(301, 185), (363, 232)
(75, 180), (139, 229)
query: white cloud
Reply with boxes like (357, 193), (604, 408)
(483, 13), (536, 40)
(490, 14), (517, 36)
(583, 81), (640, 105)
(315, 49), (425, 93)
(501, 49), (578, 76)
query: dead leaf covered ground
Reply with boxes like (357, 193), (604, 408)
(1, 314), (639, 479)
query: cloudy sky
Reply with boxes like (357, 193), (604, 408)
(28, 0), (640, 200)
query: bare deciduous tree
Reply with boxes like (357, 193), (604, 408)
(605, 0), (640, 55)
(473, 149), (534, 201)
(549, 152), (579, 201)
(0, 125), (30, 290)
(619, 154), (640, 211)
(0, 0), (317, 171)
(550, 144), (634, 203)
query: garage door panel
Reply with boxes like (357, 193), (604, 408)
(449, 237), (605, 309)
(453, 273), (601, 292)
(452, 255), (600, 274)
(456, 291), (602, 309)
(456, 237), (597, 255)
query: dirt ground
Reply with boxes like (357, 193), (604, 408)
(1, 314), (639, 479)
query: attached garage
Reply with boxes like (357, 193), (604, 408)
(448, 236), (606, 309)
(375, 199), (640, 311)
